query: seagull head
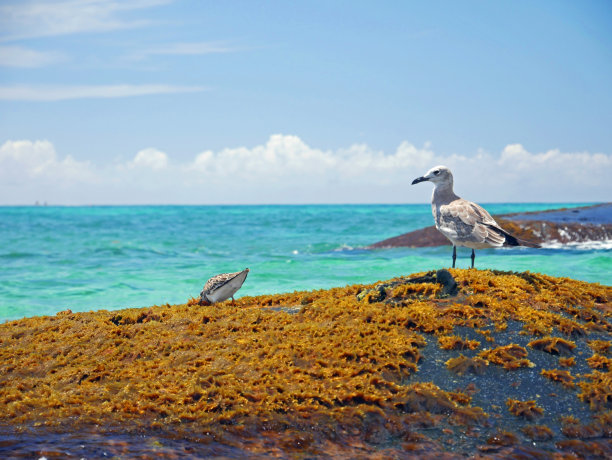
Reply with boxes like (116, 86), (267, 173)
(411, 165), (453, 186)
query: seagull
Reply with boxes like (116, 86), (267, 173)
(199, 268), (249, 305)
(411, 165), (539, 268)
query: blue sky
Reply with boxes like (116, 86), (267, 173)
(1, 0), (611, 204)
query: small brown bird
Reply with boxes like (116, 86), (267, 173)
(412, 165), (539, 268)
(199, 268), (249, 305)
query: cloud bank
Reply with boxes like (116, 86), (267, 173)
(1, 135), (610, 205)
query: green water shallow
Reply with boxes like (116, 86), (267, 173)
(1, 204), (609, 321)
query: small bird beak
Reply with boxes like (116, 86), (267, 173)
(411, 176), (428, 185)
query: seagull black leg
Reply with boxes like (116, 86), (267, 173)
(471, 249), (475, 268)
(452, 246), (456, 268)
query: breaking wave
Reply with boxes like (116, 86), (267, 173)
(541, 239), (612, 250)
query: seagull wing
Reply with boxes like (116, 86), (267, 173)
(437, 199), (506, 247)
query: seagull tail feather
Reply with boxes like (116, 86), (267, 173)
(512, 236), (541, 248)
(485, 224), (541, 248)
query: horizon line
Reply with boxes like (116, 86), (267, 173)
(0, 201), (604, 208)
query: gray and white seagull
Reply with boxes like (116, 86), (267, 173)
(411, 165), (539, 268)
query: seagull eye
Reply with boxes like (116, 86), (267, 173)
(433, 170), (440, 175)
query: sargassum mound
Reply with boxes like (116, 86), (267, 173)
(0, 269), (611, 457)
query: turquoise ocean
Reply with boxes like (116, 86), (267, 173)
(1, 204), (610, 322)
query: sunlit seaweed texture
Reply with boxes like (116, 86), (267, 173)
(528, 336), (576, 356)
(506, 398), (544, 420)
(478, 344), (534, 370)
(0, 268), (610, 457)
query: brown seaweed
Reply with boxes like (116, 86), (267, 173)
(438, 335), (480, 350)
(528, 336), (576, 356)
(506, 398), (544, 420)
(578, 371), (612, 411)
(445, 355), (488, 376)
(0, 268), (610, 457)
(522, 424), (554, 441)
(541, 369), (576, 388)
(478, 344), (534, 370)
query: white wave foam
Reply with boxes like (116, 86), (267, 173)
(333, 244), (355, 252)
(541, 239), (612, 250)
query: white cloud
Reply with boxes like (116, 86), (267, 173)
(187, 135), (436, 187)
(1, 136), (610, 205)
(424, 143), (612, 202)
(0, 45), (66, 67)
(0, 139), (93, 185)
(130, 148), (168, 170)
(0, 84), (206, 101)
(190, 135), (335, 180)
(0, 140), (56, 176)
(0, 0), (173, 42)
(499, 143), (609, 174)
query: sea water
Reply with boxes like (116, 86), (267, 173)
(1, 204), (609, 322)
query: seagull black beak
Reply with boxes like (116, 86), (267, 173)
(411, 176), (428, 185)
